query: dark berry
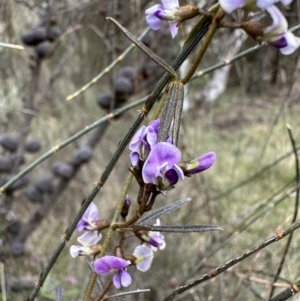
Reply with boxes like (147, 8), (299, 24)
(35, 41), (52, 59)
(47, 26), (61, 41)
(119, 66), (135, 83)
(0, 156), (12, 172)
(113, 76), (134, 95)
(34, 175), (53, 193)
(21, 26), (47, 46)
(9, 174), (29, 190)
(26, 185), (44, 203)
(72, 145), (93, 164)
(0, 134), (19, 152)
(52, 161), (74, 180)
(97, 93), (112, 110)
(25, 138), (41, 153)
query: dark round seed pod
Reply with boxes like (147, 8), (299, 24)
(113, 76), (134, 96)
(47, 26), (61, 42)
(10, 239), (24, 256)
(97, 93), (112, 110)
(0, 156), (12, 172)
(52, 161), (74, 180)
(119, 66), (135, 83)
(7, 220), (22, 236)
(25, 138), (41, 153)
(0, 134), (19, 153)
(21, 26), (47, 46)
(11, 154), (25, 166)
(34, 175), (53, 193)
(26, 185), (44, 203)
(72, 145), (93, 164)
(8, 174), (29, 190)
(35, 41), (52, 59)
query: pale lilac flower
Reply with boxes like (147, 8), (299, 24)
(133, 244), (154, 272)
(219, 0), (293, 14)
(150, 219), (166, 251)
(94, 256), (131, 289)
(142, 142), (184, 190)
(129, 119), (160, 167)
(70, 231), (102, 258)
(263, 6), (300, 55)
(180, 151), (216, 176)
(76, 202), (99, 232)
(145, 0), (180, 38)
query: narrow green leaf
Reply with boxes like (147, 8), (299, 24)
(157, 82), (179, 143)
(137, 198), (192, 225)
(107, 17), (177, 79)
(134, 224), (223, 233)
(172, 82), (184, 146)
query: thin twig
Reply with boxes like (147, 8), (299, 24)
(268, 125), (300, 299)
(163, 220), (300, 301)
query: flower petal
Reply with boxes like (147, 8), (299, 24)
(94, 257), (111, 274)
(219, 0), (247, 13)
(169, 21), (179, 38)
(134, 244), (154, 271)
(113, 273), (121, 289)
(76, 202), (99, 231)
(161, 0), (179, 9)
(70, 245), (82, 258)
(120, 269), (132, 287)
(279, 31), (300, 55)
(142, 142), (181, 184)
(77, 231), (101, 247)
(264, 6), (287, 35)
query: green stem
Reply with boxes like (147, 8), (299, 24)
(181, 18), (219, 85)
(84, 173), (133, 301)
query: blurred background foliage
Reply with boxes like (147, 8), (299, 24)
(1, 0), (300, 300)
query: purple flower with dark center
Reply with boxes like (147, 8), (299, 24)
(94, 256), (131, 289)
(133, 244), (154, 272)
(142, 142), (184, 190)
(145, 0), (180, 38)
(129, 119), (160, 167)
(181, 151), (216, 176)
(76, 202), (99, 232)
(70, 231), (102, 258)
(263, 6), (300, 55)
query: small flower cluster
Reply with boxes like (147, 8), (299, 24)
(220, 0), (300, 55)
(70, 119), (215, 290)
(129, 119), (215, 191)
(145, 0), (300, 54)
(70, 201), (165, 289)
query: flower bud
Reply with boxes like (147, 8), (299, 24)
(241, 20), (264, 39)
(179, 151), (216, 176)
(121, 195), (131, 219)
(70, 244), (102, 258)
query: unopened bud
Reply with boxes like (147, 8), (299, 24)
(121, 195), (131, 219)
(241, 21), (264, 39)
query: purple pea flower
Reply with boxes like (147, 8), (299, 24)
(133, 244), (154, 272)
(142, 142), (184, 190)
(262, 6), (300, 55)
(94, 256), (132, 289)
(180, 151), (216, 176)
(70, 231), (102, 258)
(219, 0), (293, 14)
(129, 119), (160, 167)
(76, 202), (99, 232)
(145, 0), (180, 38)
